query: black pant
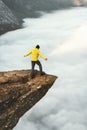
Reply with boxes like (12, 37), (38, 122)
(31, 60), (42, 78)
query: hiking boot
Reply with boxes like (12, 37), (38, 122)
(40, 72), (46, 75)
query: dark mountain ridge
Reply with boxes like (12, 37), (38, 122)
(0, 0), (87, 35)
(0, 0), (20, 35)
(2, 0), (74, 19)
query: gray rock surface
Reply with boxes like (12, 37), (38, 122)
(0, 0), (20, 34)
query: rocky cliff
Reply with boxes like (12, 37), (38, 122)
(0, 70), (57, 130)
(0, 0), (20, 35)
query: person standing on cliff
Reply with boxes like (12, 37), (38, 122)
(24, 45), (48, 78)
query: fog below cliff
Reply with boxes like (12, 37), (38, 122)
(0, 7), (87, 130)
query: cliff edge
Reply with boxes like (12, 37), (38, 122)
(0, 70), (57, 130)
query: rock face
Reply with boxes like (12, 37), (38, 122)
(2, 0), (73, 19)
(0, 70), (57, 130)
(0, 0), (20, 35)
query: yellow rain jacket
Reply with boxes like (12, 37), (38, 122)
(24, 48), (46, 61)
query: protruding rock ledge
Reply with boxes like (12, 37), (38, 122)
(0, 70), (57, 130)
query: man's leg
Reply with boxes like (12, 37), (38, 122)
(36, 60), (44, 75)
(31, 61), (35, 78)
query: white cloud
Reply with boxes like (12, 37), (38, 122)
(0, 7), (87, 130)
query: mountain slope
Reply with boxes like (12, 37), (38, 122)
(2, 0), (73, 19)
(0, 0), (20, 34)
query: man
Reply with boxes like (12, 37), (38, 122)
(24, 45), (47, 78)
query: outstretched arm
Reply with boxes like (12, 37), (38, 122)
(24, 50), (32, 57)
(39, 51), (48, 60)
